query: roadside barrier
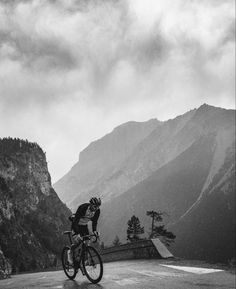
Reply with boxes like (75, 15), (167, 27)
(99, 238), (173, 263)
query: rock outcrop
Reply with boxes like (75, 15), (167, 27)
(0, 138), (71, 273)
(0, 246), (11, 279)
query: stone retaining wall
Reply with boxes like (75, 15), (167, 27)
(99, 239), (162, 263)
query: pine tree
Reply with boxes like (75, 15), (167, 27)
(146, 210), (164, 234)
(146, 210), (176, 246)
(112, 235), (122, 247)
(127, 215), (144, 242)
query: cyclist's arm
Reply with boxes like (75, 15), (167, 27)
(91, 209), (100, 232)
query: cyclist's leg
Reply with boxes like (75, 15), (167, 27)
(78, 225), (89, 262)
(67, 230), (83, 265)
(66, 232), (77, 265)
(67, 248), (73, 265)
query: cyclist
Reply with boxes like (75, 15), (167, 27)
(68, 197), (101, 264)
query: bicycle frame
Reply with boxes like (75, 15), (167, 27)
(63, 232), (98, 264)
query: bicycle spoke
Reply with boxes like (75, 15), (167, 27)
(83, 246), (103, 283)
(61, 247), (77, 280)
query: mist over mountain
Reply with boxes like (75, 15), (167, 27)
(54, 118), (161, 207)
(171, 142), (235, 262)
(0, 138), (71, 273)
(54, 104), (235, 263)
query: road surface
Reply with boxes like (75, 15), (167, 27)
(0, 259), (235, 289)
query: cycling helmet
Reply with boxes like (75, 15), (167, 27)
(89, 197), (101, 207)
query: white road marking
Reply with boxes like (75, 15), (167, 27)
(128, 269), (183, 278)
(129, 270), (157, 277)
(115, 278), (139, 286)
(161, 265), (223, 274)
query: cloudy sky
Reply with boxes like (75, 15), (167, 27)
(0, 0), (235, 183)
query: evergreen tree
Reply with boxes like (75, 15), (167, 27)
(146, 210), (164, 234)
(146, 210), (176, 246)
(127, 215), (144, 242)
(112, 235), (122, 247)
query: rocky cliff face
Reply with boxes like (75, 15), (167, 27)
(0, 246), (11, 279)
(0, 138), (71, 273)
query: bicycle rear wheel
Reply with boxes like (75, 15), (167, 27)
(61, 246), (77, 280)
(82, 246), (103, 283)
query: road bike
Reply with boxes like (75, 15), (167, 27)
(61, 231), (103, 284)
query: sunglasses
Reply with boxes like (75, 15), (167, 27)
(90, 205), (99, 211)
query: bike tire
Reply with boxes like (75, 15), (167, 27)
(61, 246), (77, 280)
(82, 246), (103, 284)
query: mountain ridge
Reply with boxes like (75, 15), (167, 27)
(59, 104), (234, 211)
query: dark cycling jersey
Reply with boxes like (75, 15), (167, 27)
(71, 203), (100, 234)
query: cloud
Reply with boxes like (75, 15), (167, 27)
(0, 0), (235, 181)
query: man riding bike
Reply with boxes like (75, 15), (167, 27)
(68, 197), (101, 264)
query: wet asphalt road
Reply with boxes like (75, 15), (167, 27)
(0, 259), (235, 289)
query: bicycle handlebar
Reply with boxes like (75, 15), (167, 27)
(81, 233), (100, 243)
(63, 231), (99, 243)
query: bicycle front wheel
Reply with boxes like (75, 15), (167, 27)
(61, 246), (77, 280)
(82, 246), (103, 283)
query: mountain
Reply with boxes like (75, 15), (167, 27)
(99, 134), (217, 243)
(99, 104), (235, 262)
(55, 104), (234, 211)
(54, 119), (161, 207)
(100, 132), (235, 262)
(54, 104), (235, 263)
(0, 138), (71, 273)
